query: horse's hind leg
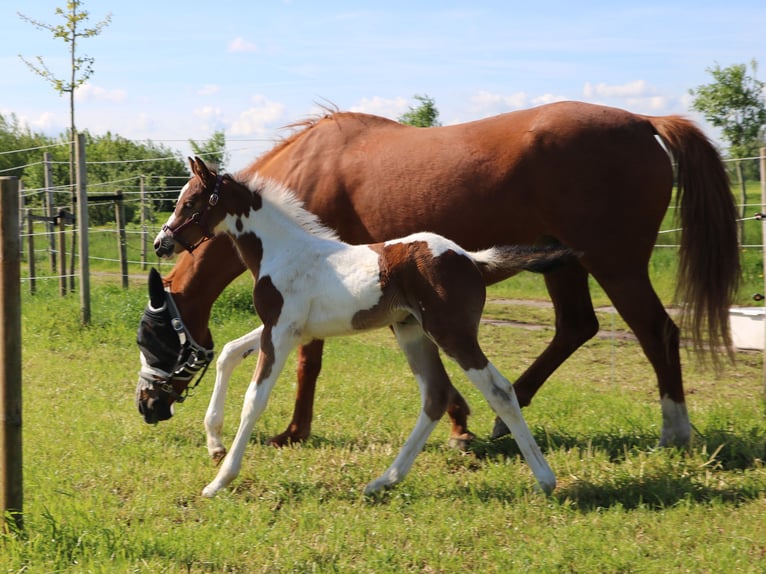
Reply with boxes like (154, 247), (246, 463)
(492, 263), (599, 438)
(365, 319), (448, 494)
(596, 270), (689, 446)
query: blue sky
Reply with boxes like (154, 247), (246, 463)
(2, 1), (765, 167)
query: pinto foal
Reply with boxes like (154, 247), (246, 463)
(155, 158), (573, 497)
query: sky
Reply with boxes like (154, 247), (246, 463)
(2, 0), (765, 168)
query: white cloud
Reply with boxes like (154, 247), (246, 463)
(74, 82), (127, 103)
(228, 37), (259, 53)
(197, 84), (220, 97)
(349, 96), (409, 119)
(530, 93), (569, 106)
(468, 90), (529, 116)
(229, 95), (286, 136)
(583, 80), (655, 99)
(25, 111), (61, 133)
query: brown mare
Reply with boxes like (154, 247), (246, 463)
(136, 100), (739, 449)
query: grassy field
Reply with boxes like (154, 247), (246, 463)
(2, 267), (765, 572)
(4, 180), (765, 571)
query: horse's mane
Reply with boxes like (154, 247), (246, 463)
(237, 172), (340, 242)
(254, 102), (340, 165)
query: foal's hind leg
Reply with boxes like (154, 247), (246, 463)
(492, 263), (599, 438)
(364, 319), (449, 494)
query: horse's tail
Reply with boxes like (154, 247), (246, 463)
(472, 245), (578, 285)
(647, 115), (741, 361)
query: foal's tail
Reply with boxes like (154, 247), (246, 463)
(472, 245), (578, 285)
(648, 115), (741, 361)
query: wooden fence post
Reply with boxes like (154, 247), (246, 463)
(140, 175), (147, 270)
(760, 147), (766, 399)
(58, 210), (68, 297)
(0, 177), (23, 532)
(26, 213), (35, 295)
(43, 152), (56, 274)
(114, 191), (128, 288)
(75, 133), (90, 324)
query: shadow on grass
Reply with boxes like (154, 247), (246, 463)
(472, 423), (766, 472)
(460, 424), (766, 510)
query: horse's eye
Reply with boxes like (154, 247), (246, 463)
(183, 201), (195, 210)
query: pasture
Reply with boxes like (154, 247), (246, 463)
(3, 262), (765, 572)
(2, 176), (764, 572)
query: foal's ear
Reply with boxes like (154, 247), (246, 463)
(147, 268), (166, 309)
(189, 156), (213, 182)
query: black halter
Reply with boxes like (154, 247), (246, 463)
(137, 287), (215, 404)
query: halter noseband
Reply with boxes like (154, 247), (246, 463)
(161, 174), (223, 253)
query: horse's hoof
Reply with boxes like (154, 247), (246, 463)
(268, 430), (308, 447)
(490, 417), (511, 439)
(448, 431), (476, 451)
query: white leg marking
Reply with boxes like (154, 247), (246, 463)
(364, 398), (439, 495)
(204, 326), (263, 460)
(201, 341), (292, 498)
(363, 321), (442, 495)
(659, 395), (691, 447)
(466, 363), (556, 494)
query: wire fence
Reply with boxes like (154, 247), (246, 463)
(3, 141), (766, 299)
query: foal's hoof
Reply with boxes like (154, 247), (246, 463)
(448, 431), (476, 451)
(211, 448), (227, 465)
(490, 417), (511, 439)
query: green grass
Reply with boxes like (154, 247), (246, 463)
(3, 277), (765, 573)
(6, 181), (766, 571)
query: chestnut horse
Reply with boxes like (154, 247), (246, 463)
(136, 100), (739, 449)
(154, 157), (574, 496)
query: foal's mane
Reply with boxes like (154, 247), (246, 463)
(236, 172), (340, 242)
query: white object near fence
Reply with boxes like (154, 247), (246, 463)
(729, 307), (765, 351)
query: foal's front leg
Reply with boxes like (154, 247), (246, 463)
(201, 330), (294, 498)
(205, 326), (263, 462)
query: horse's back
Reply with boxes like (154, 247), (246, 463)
(249, 101), (674, 258)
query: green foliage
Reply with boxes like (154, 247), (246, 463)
(2, 116), (190, 225)
(398, 94), (441, 127)
(17, 1), (111, 97)
(189, 130), (229, 171)
(17, 0), (112, 146)
(690, 60), (766, 161)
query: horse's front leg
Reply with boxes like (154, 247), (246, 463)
(201, 330), (294, 498)
(205, 326), (263, 462)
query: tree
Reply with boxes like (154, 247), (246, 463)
(19, 1), (112, 290)
(689, 60), (766, 160)
(398, 94), (441, 127)
(189, 130), (229, 171)
(18, 1), (112, 182)
(690, 60), (766, 242)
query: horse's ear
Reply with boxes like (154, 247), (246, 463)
(148, 268), (166, 309)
